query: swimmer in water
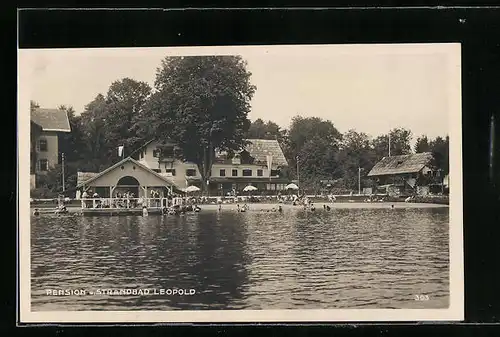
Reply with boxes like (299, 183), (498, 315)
(391, 204), (395, 209)
(33, 208), (40, 216)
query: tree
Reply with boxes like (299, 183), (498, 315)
(372, 127), (413, 161)
(57, 105), (86, 163)
(429, 135), (449, 175)
(414, 135), (431, 153)
(286, 116), (342, 180)
(79, 94), (110, 164)
(246, 118), (282, 140)
(335, 130), (376, 190)
(103, 78), (152, 160)
(297, 136), (337, 187)
(287, 116), (342, 153)
(145, 56), (256, 194)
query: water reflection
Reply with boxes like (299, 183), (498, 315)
(31, 207), (449, 310)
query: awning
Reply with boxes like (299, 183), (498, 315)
(377, 184), (403, 189)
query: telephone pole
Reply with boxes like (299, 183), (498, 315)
(62, 152), (65, 193)
(358, 167), (363, 195)
(296, 155), (300, 194)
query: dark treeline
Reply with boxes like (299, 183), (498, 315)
(31, 56), (449, 197)
(246, 118), (449, 192)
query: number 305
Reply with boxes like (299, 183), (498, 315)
(415, 295), (429, 301)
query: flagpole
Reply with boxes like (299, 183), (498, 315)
(388, 133), (391, 157)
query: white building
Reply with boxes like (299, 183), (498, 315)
(131, 138), (290, 195)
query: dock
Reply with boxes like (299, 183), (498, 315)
(81, 208), (164, 216)
(79, 197), (179, 216)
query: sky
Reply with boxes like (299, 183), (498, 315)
(19, 44), (460, 145)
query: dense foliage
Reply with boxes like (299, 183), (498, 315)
(144, 56), (256, 193)
(30, 57), (450, 197)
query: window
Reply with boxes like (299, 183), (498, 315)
(186, 169), (197, 177)
(162, 146), (174, 158)
(257, 169), (263, 177)
(153, 148), (161, 158)
(232, 155), (241, 165)
(232, 169), (238, 177)
(242, 169), (252, 177)
(152, 169), (161, 173)
(220, 169), (226, 177)
(271, 169), (280, 177)
(38, 159), (48, 172)
(165, 168), (176, 176)
(38, 139), (48, 152)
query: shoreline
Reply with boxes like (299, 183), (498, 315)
(30, 201), (449, 214)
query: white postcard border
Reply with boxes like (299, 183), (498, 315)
(18, 43), (463, 323)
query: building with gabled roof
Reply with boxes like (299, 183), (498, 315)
(368, 152), (444, 196)
(31, 108), (71, 132)
(131, 138), (290, 196)
(368, 152), (434, 177)
(30, 108), (71, 189)
(76, 156), (183, 198)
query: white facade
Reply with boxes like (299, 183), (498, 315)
(135, 140), (288, 192)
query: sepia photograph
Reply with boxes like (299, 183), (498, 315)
(18, 44), (463, 322)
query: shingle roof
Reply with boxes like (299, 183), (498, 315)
(31, 108), (71, 132)
(31, 120), (43, 134)
(367, 152), (434, 176)
(135, 138), (289, 167)
(243, 139), (288, 167)
(77, 172), (99, 186)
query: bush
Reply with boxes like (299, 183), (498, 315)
(30, 187), (58, 199)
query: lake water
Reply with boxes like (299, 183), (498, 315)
(30, 205), (449, 311)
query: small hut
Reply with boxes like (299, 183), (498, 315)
(367, 152), (441, 196)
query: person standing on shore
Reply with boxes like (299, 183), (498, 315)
(81, 190), (88, 208)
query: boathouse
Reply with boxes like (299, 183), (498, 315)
(367, 152), (443, 196)
(76, 157), (183, 213)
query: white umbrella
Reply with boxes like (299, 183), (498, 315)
(243, 185), (258, 192)
(285, 183), (299, 190)
(185, 185), (201, 193)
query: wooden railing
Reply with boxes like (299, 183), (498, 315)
(80, 198), (167, 209)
